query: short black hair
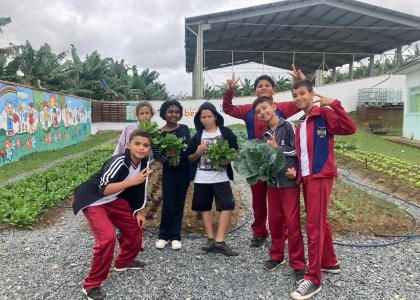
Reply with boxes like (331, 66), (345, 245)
(252, 96), (273, 110)
(254, 75), (275, 91)
(129, 129), (151, 144)
(136, 101), (154, 116)
(159, 100), (183, 120)
(291, 80), (313, 92)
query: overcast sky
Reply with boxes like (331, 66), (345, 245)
(1, 0), (420, 96)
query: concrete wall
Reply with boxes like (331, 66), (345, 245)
(403, 69), (420, 140)
(91, 74), (406, 134)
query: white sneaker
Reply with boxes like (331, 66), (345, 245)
(155, 239), (168, 249)
(171, 240), (182, 250)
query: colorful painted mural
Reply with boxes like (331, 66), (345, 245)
(0, 81), (92, 166)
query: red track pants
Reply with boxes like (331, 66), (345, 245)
(250, 180), (288, 239)
(82, 198), (143, 289)
(267, 186), (306, 269)
(302, 177), (338, 286)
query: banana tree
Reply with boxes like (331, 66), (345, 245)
(0, 17), (16, 58)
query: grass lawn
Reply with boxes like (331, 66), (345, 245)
(0, 131), (117, 181)
(337, 113), (420, 166)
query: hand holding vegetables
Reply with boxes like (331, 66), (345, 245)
(206, 139), (236, 172)
(159, 133), (187, 166)
(196, 139), (208, 156)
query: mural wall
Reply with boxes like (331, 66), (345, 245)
(0, 81), (92, 166)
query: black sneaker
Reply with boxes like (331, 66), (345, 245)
(202, 238), (215, 252)
(248, 233), (269, 247)
(290, 279), (321, 300)
(321, 263), (341, 274)
(82, 287), (104, 300)
(212, 241), (238, 256)
(114, 260), (145, 272)
(263, 258), (286, 271)
(294, 269), (306, 285)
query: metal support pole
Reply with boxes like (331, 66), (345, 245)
(192, 23), (210, 99)
(332, 67), (337, 83)
(262, 52), (265, 73)
(397, 43), (403, 66)
(231, 51), (234, 73)
(203, 50), (206, 98)
(369, 55), (375, 77)
(349, 54), (355, 81)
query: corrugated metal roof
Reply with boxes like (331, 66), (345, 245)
(185, 0), (420, 73)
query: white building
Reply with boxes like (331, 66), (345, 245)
(391, 58), (420, 141)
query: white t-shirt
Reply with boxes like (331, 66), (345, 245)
(89, 161), (141, 207)
(194, 128), (229, 184)
(300, 118), (310, 177)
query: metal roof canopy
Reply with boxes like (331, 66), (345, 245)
(185, 0), (420, 87)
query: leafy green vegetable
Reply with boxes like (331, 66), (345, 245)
(0, 150), (111, 226)
(139, 120), (162, 146)
(233, 139), (285, 185)
(159, 133), (187, 166)
(206, 139), (237, 172)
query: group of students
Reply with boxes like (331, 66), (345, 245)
(72, 65), (356, 300)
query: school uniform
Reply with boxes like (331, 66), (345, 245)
(222, 89), (300, 237)
(295, 100), (356, 286)
(261, 118), (305, 269)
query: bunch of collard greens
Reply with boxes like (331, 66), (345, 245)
(233, 139), (285, 184)
(138, 120), (161, 146)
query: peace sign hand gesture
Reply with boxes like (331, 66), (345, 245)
(313, 93), (335, 107)
(130, 167), (153, 185)
(226, 73), (240, 91)
(287, 64), (306, 80)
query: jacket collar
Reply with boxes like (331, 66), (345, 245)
(299, 105), (320, 121)
(123, 148), (132, 168)
(123, 148), (150, 169)
(262, 117), (285, 137)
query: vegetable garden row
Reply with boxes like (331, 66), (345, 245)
(1, 124), (418, 228)
(335, 147), (420, 187)
(0, 127), (248, 227)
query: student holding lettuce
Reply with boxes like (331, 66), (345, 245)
(187, 102), (239, 256)
(222, 65), (305, 247)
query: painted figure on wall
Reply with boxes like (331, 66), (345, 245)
(28, 103), (35, 134)
(43, 101), (49, 130)
(53, 108), (58, 127)
(0, 81), (92, 166)
(4, 102), (19, 136)
(65, 104), (70, 127)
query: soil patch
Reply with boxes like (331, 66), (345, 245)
(323, 178), (416, 236)
(143, 161), (247, 236)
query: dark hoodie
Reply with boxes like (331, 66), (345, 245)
(187, 102), (238, 181)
